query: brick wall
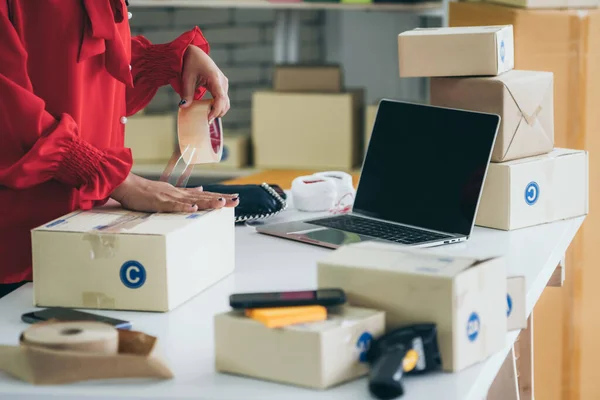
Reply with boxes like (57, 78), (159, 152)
(129, 7), (326, 130)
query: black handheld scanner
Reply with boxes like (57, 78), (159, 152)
(366, 323), (442, 400)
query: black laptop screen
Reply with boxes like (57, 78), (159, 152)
(354, 100), (499, 237)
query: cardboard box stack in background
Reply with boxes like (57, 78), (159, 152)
(252, 65), (364, 170)
(398, 24), (588, 232)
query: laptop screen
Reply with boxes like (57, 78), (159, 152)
(354, 100), (499, 236)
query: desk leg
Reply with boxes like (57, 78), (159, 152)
(487, 347), (520, 400)
(515, 313), (534, 400)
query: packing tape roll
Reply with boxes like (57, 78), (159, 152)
(313, 171), (356, 205)
(292, 176), (337, 212)
(22, 321), (119, 354)
(177, 99), (223, 164)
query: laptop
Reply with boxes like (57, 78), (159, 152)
(256, 99), (500, 249)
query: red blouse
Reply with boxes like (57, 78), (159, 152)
(0, 0), (209, 284)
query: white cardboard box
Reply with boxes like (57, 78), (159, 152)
(398, 25), (514, 77)
(318, 243), (507, 372)
(507, 276), (527, 331)
(32, 207), (235, 312)
(215, 306), (385, 389)
(476, 148), (589, 230)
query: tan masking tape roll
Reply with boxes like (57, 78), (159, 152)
(177, 99), (223, 164)
(22, 321), (119, 354)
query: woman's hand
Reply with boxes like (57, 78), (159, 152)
(110, 174), (239, 213)
(179, 45), (230, 122)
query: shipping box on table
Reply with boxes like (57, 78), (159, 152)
(252, 90), (363, 169)
(477, 149), (588, 230)
(318, 243), (507, 372)
(214, 306), (385, 389)
(125, 114), (176, 163)
(31, 207), (235, 312)
(431, 70), (554, 162)
(398, 25), (514, 77)
(274, 65), (343, 93)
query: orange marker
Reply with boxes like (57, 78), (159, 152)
(245, 305), (327, 328)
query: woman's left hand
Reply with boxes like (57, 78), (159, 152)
(179, 45), (230, 122)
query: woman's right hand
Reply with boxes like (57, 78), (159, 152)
(110, 173), (238, 213)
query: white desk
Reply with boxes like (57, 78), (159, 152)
(0, 211), (584, 400)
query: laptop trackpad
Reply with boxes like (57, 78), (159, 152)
(290, 227), (371, 246)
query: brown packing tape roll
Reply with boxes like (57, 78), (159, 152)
(21, 322), (119, 355)
(177, 99), (223, 165)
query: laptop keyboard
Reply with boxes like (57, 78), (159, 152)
(309, 214), (451, 245)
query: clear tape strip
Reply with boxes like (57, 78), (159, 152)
(160, 145), (196, 188)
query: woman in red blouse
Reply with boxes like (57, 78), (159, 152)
(0, 0), (239, 297)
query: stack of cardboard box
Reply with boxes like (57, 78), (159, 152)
(398, 25), (588, 231)
(252, 65), (364, 170)
(448, 3), (599, 397)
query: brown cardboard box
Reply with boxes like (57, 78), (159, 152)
(125, 114), (176, 163)
(252, 90), (363, 169)
(485, 0), (598, 9)
(476, 149), (588, 230)
(318, 243), (507, 372)
(431, 70), (554, 162)
(364, 104), (378, 154)
(398, 25), (514, 77)
(214, 306), (385, 389)
(450, 4), (600, 398)
(274, 65), (342, 93)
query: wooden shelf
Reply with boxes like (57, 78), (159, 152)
(129, 0), (443, 12)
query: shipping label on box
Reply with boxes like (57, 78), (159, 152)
(215, 306), (385, 389)
(398, 25), (514, 77)
(31, 206), (235, 312)
(476, 148), (588, 230)
(431, 70), (554, 162)
(318, 243), (507, 372)
(507, 276), (527, 331)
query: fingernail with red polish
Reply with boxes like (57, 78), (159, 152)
(218, 198), (224, 202)
(231, 197), (239, 201)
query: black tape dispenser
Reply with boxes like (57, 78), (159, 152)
(366, 323), (442, 399)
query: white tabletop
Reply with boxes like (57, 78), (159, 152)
(0, 210), (584, 400)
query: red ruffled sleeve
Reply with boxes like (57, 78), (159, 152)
(126, 26), (210, 116)
(0, 9), (131, 202)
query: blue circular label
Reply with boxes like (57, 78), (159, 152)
(467, 312), (480, 342)
(507, 294), (513, 317)
(119, 260), (146, 289)
(525, 181), (540, 205)
(356, 332), (373, 362)
(500, 41), (506, 63)
(221, 145), (229, 161)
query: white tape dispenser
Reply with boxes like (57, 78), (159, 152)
(160, 99), (223, 187)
